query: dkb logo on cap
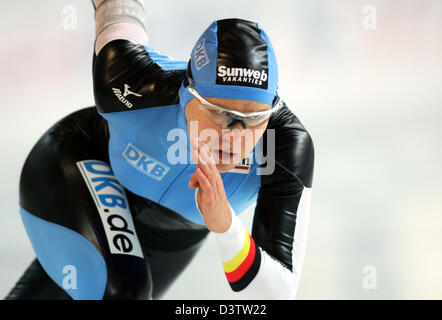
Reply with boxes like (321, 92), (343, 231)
(193, 38), (210, 71)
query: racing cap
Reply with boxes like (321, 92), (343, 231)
(186, 18), (279, 106)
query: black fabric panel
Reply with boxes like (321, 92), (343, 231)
(19, 107), (110, 244)
(263, 103), (315, 188)
(253, 187), (303, 272)
(4, 259), (72, 300)
(215, 19), (268, 89)
(93, 40), (186, 113)
(252, 103), (314, 271)
(135, 228), (210, 300)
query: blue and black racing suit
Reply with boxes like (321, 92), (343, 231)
(5, 16), (314, 301)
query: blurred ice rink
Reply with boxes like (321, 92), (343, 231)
(0, 0), (441, 299)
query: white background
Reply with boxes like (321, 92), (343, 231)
(1, 0), (441, 299)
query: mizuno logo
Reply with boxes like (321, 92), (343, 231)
(112, 84), (142, 109)
(123, 84), (142, 97)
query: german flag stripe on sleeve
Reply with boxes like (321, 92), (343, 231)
(222, 229), (262, 292)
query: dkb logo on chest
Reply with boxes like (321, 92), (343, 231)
(122, 143), (170, 181)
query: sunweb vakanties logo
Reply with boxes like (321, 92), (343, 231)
(216, 66), (268, 89)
